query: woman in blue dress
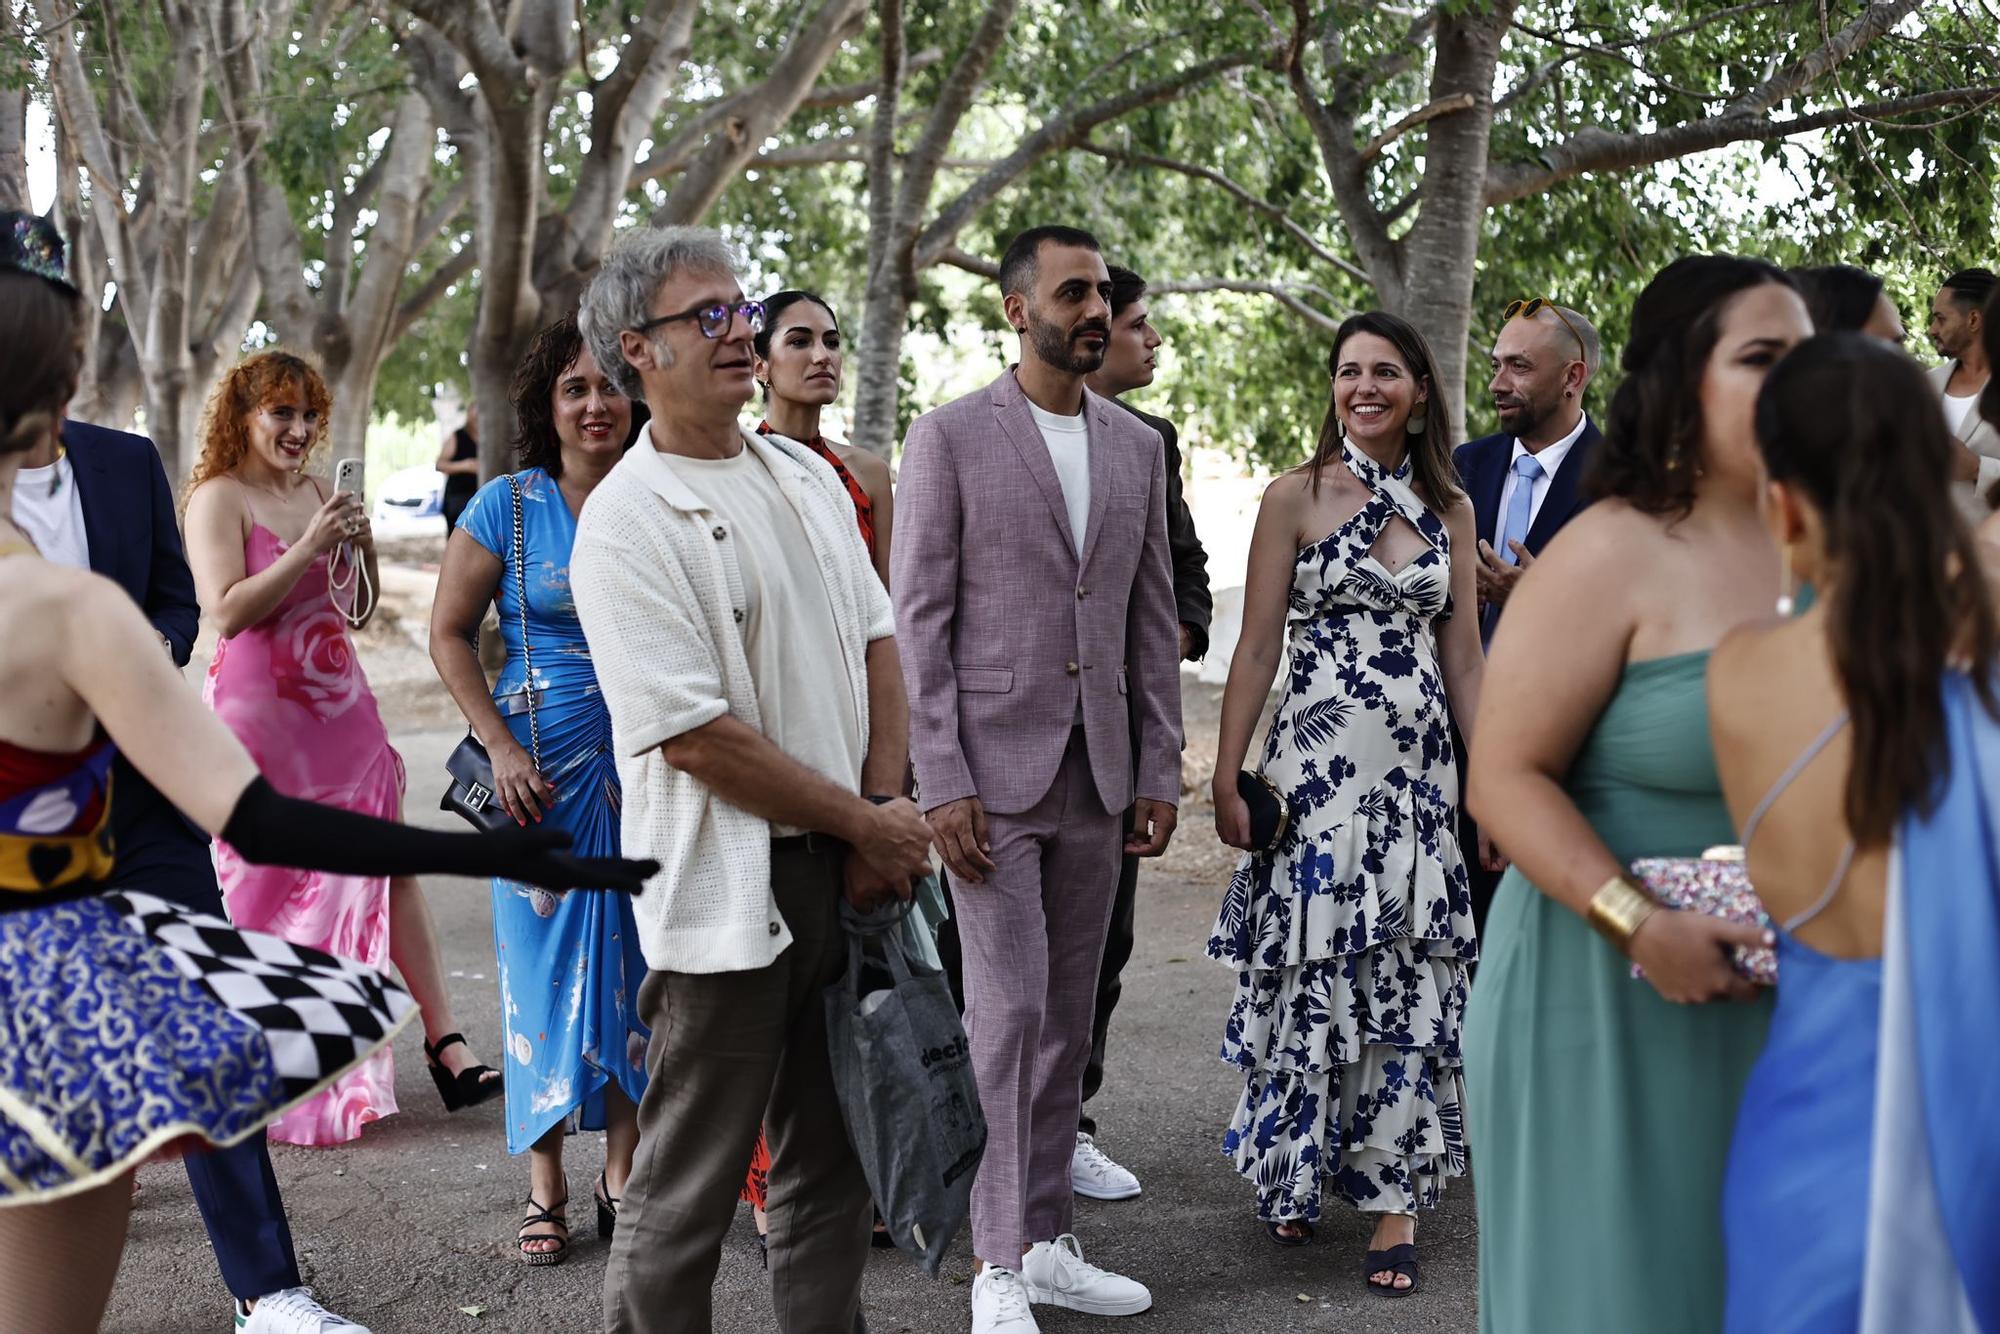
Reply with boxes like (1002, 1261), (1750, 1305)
(1709, 333), (2000, 1332)
(430, 314), (649, 1267)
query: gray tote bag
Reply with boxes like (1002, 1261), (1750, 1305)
(824, 886), (986, 1276)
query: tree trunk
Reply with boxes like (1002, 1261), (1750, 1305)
(1380, 7), (1513, 447)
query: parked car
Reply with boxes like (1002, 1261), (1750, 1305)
(372, 465), (446, 538)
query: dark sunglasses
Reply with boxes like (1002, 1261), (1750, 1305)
(1502, 297), (1587, 363)
(633, 299), (766, 340)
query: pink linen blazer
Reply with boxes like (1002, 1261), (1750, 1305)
(892, 369), (1183, 817)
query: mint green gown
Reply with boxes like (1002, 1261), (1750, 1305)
(1462, 652), (1774, 1333)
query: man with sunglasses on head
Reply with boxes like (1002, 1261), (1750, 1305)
(574, 225), (934, 1334)
(1453, 298), (1602, 930)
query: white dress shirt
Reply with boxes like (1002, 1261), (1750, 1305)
(1494, 413), (1590, 544)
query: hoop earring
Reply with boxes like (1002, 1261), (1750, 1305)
(1776, 544), (1795, 618)
(1405, 408), (1428, 436)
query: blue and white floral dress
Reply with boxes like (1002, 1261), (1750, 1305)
(1208, 441), (1476, 1223)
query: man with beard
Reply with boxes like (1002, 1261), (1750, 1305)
(1459, 299), (1603, 643)
(1453, 299), (1601, 931)
(1925, 266), (1999, 524)
(893, 225), (1182, 1334)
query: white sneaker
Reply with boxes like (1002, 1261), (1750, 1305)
(1071, 1132), (1141, 1200)
(236, 1288), (372, 1333)
(971, 1267), (1040, 1333)
(1021, 1234), (1152, 1316)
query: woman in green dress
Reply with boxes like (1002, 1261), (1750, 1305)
(1462, 256), (1813, 1333)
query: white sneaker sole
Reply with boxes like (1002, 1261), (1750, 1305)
(1021, 1281), (1152, 1316)
(1071, 1176), (1142, 1201)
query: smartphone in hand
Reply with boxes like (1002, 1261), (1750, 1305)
(333, 457), (364, 497)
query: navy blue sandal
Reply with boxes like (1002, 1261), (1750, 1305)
(1363, 1242), (1420, 1297)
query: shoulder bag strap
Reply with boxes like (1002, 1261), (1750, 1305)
(508, 473), (541, 773)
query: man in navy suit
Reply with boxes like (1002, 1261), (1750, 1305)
(10, 414), (371, 1333)
(1452, 301), (1602, 930)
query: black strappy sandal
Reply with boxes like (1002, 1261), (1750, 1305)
(594, 1172), (619, 1240)
(1363, 1242), (1421, 1297)
(1265, 1219), (1314, 1247)
(424, 1032), (503, 1112)
(518, 1197), (569, 1267)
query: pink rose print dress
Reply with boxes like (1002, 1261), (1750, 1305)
(204, 521), (407, 1145)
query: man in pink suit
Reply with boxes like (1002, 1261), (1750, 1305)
(891, 225), (1183, 1334)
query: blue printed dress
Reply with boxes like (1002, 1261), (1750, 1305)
(458, 470), (648, 1154)
(1208, 442), (1477, 1222)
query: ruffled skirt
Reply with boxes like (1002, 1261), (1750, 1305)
(0, 891), (414, 1206)
(1208, 767), (1475, 1220)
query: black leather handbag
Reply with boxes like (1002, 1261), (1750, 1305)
(1237, 769), (1291, 854)
(442, 475), (540, 831)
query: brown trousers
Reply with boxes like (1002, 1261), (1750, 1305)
(602, 840), (872, 1334)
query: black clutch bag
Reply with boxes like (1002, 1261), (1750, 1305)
(442, 734), (511, 831)
(441, 474), (539, 832)
(1237, 770), (1290, 854)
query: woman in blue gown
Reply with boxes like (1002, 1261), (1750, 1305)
(430, 315), (649, 1267)
(1708, 332), (2000, 1333)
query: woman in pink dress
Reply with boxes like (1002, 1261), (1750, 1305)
(183, 351), (502, 1145)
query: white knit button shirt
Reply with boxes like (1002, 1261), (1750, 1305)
(571, 424), (892, 974)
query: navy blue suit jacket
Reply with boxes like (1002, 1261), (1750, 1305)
(1453, 417), (1602, 565)
(62, 420), (220, 906)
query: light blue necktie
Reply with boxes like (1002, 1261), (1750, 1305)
(1482, 452), (1544, 645)
(1497, 452), (1544, 566)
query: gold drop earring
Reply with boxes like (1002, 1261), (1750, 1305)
(1776, 544), (1796, 618)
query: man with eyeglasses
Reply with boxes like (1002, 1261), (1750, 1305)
(574, 225), (934, 1334)
(1453, 298), (1602, 931)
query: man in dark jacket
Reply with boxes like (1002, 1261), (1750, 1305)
(9, 415), (371, 1334)
(1452, 300), (1602, 932)
(1067, 264), (1211, 1199)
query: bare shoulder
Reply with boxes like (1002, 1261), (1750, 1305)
(1707, 616), (1788, 725)
(1532, 496), (1668, 578)
(183, 474), (241, 523)
(834, 442), (892, 488)
(1440, 495), (1477, 540)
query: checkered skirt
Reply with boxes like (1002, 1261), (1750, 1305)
(0, 890), (415, 1205)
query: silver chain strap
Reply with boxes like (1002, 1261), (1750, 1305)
(507, 473), (541, 774)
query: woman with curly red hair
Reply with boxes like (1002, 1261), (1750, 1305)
(184, 351), (503, 1145)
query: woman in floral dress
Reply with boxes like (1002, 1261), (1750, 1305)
(1209, 312), (1486, 1296)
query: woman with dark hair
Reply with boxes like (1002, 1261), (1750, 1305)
(1712, 333), (2000, 1332)
(1463, 255), (1810, 1332)
(1207, 312), (1484, 1295)
(751, 289), (892, 586)
(429, 315), (648, 1266)
(436, 404), (481, 531)
(0, 212), (653, 1333)
(186, 351), (508, 1144)
(1791, 264), (1905, 344)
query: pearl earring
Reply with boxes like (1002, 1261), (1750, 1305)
(1776, 545), (1796, 617)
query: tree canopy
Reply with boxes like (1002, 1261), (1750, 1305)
(6, 0), (1995, 478)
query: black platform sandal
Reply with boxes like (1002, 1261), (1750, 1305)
(518, 1197), (570, 1267)
(1265, 1219), (1314, 1247)
(595, 1172), (619, 1241)
(1363, 1242), (1420, 1297)
(423, 1032), (503, 1112)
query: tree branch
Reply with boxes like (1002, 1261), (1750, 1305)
(1357, 92), (1475, 164)
(393, 243), (477, 341)
(1487, 84), (2000, 207)
(914, 47), (1260, 268)
(898, 0), (1020, 231)
(1725, 0), (1924, 118)
(1078, 142), (1372, 284)
(802, 46), (941, 106)
(1148, 276), (1349, 331)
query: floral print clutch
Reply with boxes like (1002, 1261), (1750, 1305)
(1627, 846), (1778, 986)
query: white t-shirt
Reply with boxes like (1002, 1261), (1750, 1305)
(1027, 398), (1091, 555)
(1943, 390), (1980, 437)
(1495, 413), (1590, 542)
(9, 453), (90, 571)
(663, 444), (862, 835)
